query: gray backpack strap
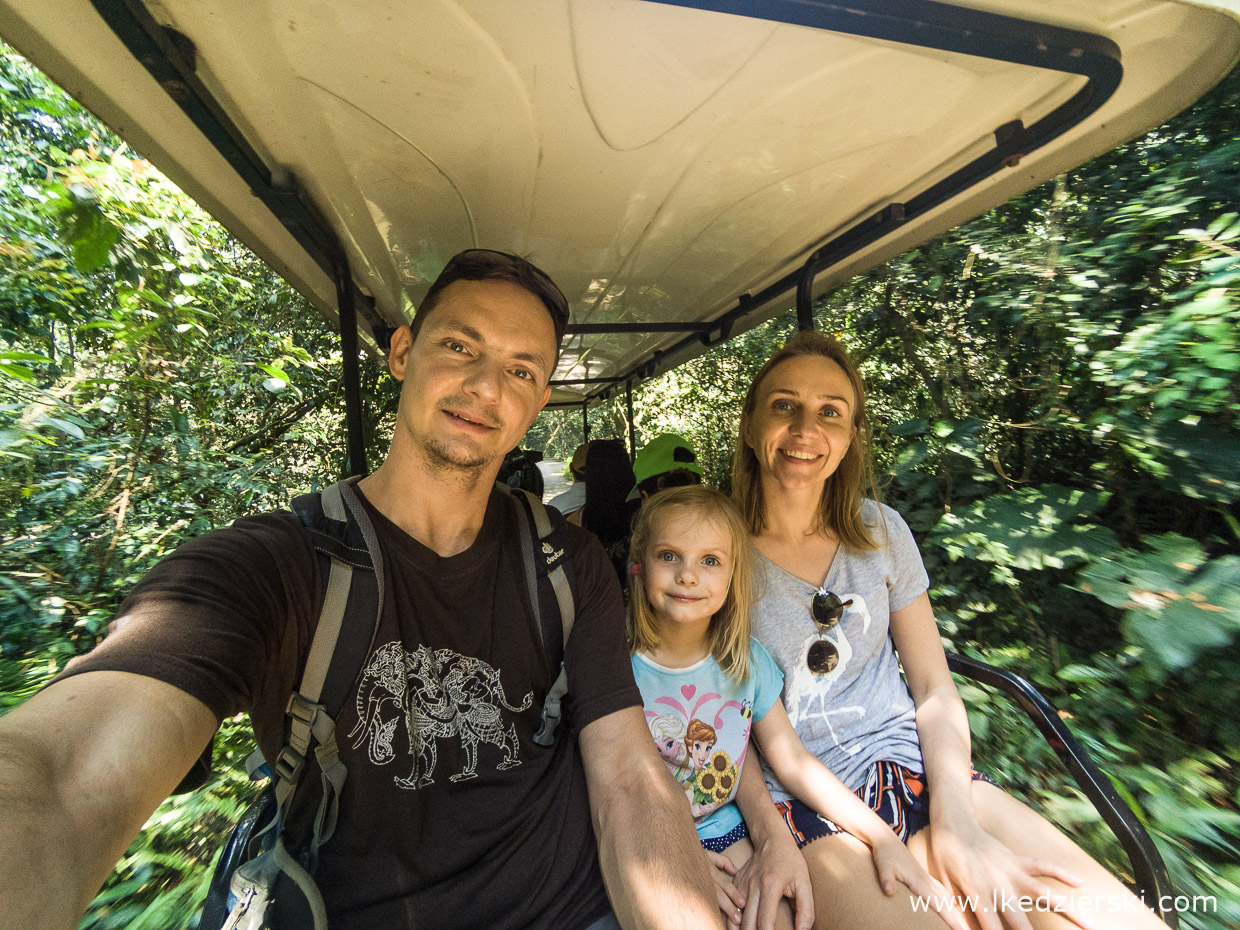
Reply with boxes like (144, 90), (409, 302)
(261, 477), (383, 929)
(507, 487), (576, 747)
(213, 478), (383, 930)
(272, 481), (353, 844)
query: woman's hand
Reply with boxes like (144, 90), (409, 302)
(706, 849), (746, 927)
(928, 819), (1092, 930)
(866, 833), (970, 930)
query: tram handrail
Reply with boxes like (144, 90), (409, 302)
(946, 652), (1177, 927)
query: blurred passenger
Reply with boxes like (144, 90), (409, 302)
(630, 433), (704, 502)
(547, 441), (590, 517)
(497, 447), (545, 497)
(581, 439), (638, 586)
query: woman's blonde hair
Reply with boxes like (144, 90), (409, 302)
(731, 331), (879, 550)
(628, 486), (757, 682)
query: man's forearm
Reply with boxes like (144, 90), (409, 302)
(593, 763), (724, 930)
(0, 727), (108, 930)
(0, 673), (218, 930)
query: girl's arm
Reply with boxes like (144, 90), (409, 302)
(752, 701), (968, 930)
(891, 593), (1085, 928)
(752, 702), (896, 857)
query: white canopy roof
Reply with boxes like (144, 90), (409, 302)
(2, 0), (1238, 404)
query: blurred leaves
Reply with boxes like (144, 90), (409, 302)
(1078, 535), (1240, 675)
(0, 43), (351, 928)
(933, 484), (1118, 572)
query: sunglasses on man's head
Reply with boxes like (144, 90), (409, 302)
(806, 590), (853, 675)
(448, 249), (569, 317)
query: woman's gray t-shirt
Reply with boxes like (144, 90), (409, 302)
(753, 500), (930, 796)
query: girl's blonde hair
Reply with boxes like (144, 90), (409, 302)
(731, 330), (879, 550)
(628, 486), (757, 682)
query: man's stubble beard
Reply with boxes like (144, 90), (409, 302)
(420, 435), (491, 478)
(406, 409), (507, 485)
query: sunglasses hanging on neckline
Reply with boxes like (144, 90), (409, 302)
(806, 590), (853, 675)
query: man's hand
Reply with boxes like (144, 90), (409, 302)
(705, 850), (744, 927)
(0, 671), (216, 930)
(729, 760), (813, 930)
(731, 827), (814, 930)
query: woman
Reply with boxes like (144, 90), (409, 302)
(734, 331), (1166, 930)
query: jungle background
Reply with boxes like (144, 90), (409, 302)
(0, 38), (1237, 929)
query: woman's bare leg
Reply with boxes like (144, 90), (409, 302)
(937, 780), (1169, 930)
(799, 830), (951, 930)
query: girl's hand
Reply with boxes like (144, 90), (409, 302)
(868, 834), (971, 930)
(929, 820), (1092, 930)
(705, 849), (745, 928)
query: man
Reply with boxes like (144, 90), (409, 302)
(631, 433), (704, 501)
(0, 250), (809, 930)
(548, 441), (590, 518)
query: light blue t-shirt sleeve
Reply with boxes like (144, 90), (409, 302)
(749, 638), (784, 721)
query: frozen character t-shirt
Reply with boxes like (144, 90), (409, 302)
(631, 638), (784, 842)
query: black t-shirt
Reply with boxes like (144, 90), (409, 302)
(59, 486), (641, 930)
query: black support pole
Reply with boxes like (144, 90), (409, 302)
(625, 381), (637, 462)
(581, 401), (590, 444)
(796, 261), (816, 332)
(334, 254), (368, 477)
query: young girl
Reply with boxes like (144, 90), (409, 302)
(627, 486), (966, 930)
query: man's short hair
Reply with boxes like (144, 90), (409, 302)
(410, 249), (570, 362)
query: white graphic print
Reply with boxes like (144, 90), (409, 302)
(782, 593), (871, 756)
(347, 641), (533, 789)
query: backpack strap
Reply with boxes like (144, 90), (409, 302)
(206, 479), (383, 930)
(507, 485), (577, 746)
(278, 477), (384, 864)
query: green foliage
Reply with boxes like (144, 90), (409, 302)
(0, 44), (346, 926)
(1078, 534), (1240, 676)
(933, 484), (1118, 573)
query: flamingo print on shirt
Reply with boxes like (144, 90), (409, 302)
(781, 591), (871, 756)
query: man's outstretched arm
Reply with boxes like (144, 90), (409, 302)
(0, 670), (217, 930)
(580, 706), (724, 930)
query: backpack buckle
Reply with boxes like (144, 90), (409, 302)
(273, 745), (305, 784)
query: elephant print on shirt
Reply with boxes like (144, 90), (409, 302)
(347, 641), (533, 790)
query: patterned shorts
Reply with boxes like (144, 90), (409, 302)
(701, 820), (750, 853)
(775, 760), (993, 847)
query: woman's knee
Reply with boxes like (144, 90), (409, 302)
(800, 833), (947, 930)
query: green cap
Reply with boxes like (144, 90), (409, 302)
(633, 433), (703, 486)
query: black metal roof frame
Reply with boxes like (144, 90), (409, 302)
(88, 0), (1124, 413)
(545, 0), (1123, 408)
